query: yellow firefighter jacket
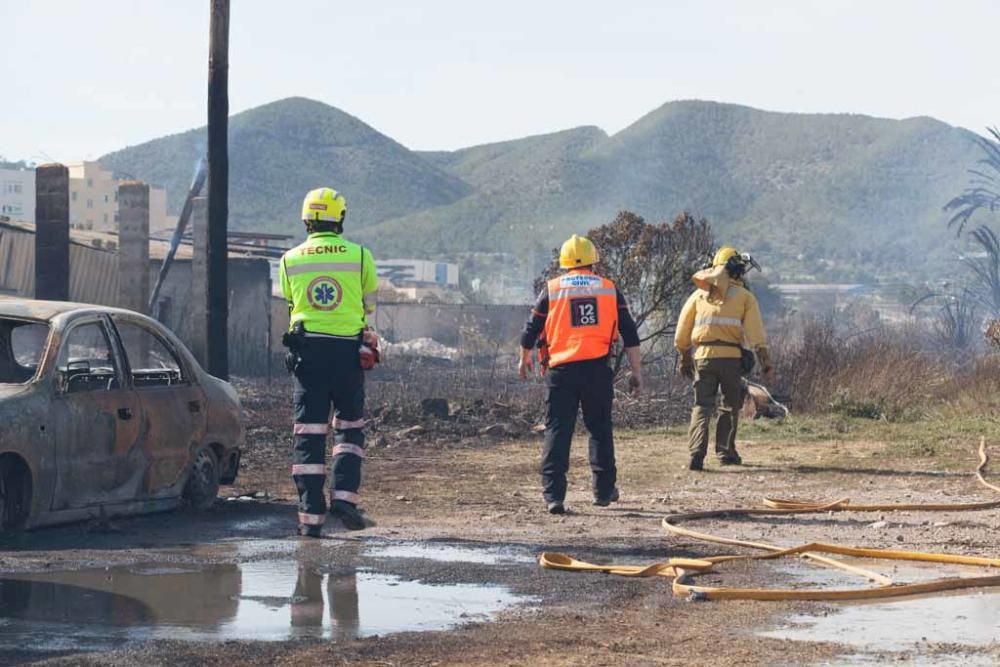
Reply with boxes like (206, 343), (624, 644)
(674, 265), (768, 360)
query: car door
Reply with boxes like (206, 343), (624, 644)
(111, 316), (207, 498)
(51, 317), (144, 510)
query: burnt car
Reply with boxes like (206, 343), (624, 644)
(0, 298), (242, 531)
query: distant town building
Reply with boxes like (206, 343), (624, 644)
(66, 161), (176, 232)
(268, 257), (462, 306)
(377, 259), (459, 287)
(773, 282), (917, 323)
(0, 166), (35, 222)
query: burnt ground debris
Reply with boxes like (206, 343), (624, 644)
(1, 378), (999, 665)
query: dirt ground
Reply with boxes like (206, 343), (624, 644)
(3, 378), (1000, 666)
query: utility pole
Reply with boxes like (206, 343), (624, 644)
(207, 0), (229, 379)
(34, 164), (70, 301)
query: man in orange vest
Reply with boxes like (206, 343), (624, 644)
(519, 235), (643, 514)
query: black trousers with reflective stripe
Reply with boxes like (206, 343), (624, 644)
(292, 337), (366, 523)
(541, 357), (616, 503)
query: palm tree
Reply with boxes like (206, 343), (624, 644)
(943, 128), (1000, 348)
(945, 127), (1000, 235)
(964, 226), (1000, 317)
(910, 287), (980, 350)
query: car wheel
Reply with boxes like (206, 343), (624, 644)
(183, 446), (220, 511)
(0, 457), (31, 531)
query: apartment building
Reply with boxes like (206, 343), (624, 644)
(0, 167), (35, 222)
(68, 161), (117, 230)
(67, 161), (176, 232)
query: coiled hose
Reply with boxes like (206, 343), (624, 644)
(539, 438), (1000, 601)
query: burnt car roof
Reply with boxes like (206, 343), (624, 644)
(0, 296), (135, 322)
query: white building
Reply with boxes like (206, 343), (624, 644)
(0, 167), (35, 222)
(377, 259), (459, 286)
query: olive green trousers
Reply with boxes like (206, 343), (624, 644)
(687, 358), (742, 459)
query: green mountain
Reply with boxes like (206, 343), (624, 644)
(100, 97), (985, 282)
(362, 102), (983, 281)
(99, 97), (471, 232)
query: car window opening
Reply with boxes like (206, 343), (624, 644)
(0, 319), (50, 384)
(115, 320), (185, 388)
(57, 322), (121, 393)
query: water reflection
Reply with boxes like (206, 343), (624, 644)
(761, 591), (1000, 651)
(290, 564), (360, 640)
(0, 564), (239, 627)
(0, 545), (526, 655)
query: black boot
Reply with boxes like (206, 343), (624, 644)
(546, 500), (566, 515)
(720, 454), (743, 465)
(330, 500), (367, 530)
(592, 487), (620, 507)
(298, 524), (322, 538)
(688, 455), (705, 471)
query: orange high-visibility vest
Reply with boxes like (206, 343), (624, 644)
(544, 270), (619, 367)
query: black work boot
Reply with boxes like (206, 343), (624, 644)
(688, 455), (705, 471)
(719, 454), (743, 466)
(592, 487), (620, 507)
(330, 500), (367, 531)
(298, 524), (322, 538)
(546, 500), (566, 515)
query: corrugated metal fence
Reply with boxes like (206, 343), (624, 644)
(0, 223), (271, 376)
(0, 223), (119, 303)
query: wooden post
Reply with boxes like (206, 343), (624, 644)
(207, 0), (230, 379)
(34, 164), (70, 301)
(191, 196), (209, 367)
(118, 181), (150, 314)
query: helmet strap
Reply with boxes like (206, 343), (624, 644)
(305, 219), (343, 235)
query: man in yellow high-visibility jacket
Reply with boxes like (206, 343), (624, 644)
(674, 246), (773, 471)
(280, 187), (378, 536)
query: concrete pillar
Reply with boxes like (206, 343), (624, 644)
(117, 181), (150, 314)
(191, 196), (209, 367)
(34, 164), (70, 301)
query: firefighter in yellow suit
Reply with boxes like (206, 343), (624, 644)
(674, 247), (773, 471)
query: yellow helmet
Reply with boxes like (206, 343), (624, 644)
(559, 234), (599, 268)
(713, 246), (740, 267)
(301, 187), (347, 224)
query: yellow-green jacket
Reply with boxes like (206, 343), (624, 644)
(279, 232), (378, 337)
(674, 265), (768, 360)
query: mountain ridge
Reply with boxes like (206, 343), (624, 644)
(100, 97), (472, 232)
(98, 96), (985, 282)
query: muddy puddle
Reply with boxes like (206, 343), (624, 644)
(365, 540), (533, 565)
(759, 559), (1000, 657)
(0, 542), (534, 657)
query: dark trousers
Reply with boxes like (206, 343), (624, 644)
(291, 337), (366, 528)
(541, 358), (616, 503)
(290, 564), (360, 640)
(688, 357), (742, 459)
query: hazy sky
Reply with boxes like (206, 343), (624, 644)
(3, 0), (998, 162)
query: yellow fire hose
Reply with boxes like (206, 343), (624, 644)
(539, 437), (1000, 601)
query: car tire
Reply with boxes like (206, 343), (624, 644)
(183, 446), (220, 511)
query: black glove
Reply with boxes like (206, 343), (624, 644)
(284, 352), (298, 374)
(679, 351), (694, 380)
